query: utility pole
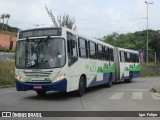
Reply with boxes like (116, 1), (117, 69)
(145, 1), (153, 63)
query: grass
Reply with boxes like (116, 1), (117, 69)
(150, 85), (160, 93)
(141, 62), (160, 67)
(141, 71), (160, 77)
(8, 55), (15, 61)
(140, 62), (160, 77)
(0, 61), (15, 86)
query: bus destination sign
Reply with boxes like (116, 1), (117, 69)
(19, 28), (61, 39)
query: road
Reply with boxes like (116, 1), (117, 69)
(0, 52), (15, 61)
(0, 77), (160, 120)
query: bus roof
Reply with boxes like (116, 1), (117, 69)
(117, 47), (139, 54)
(62, 27), (114, 48)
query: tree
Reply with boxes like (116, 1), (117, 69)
(103, 29), (160, 61)
(5, 14), (10, 31)
(1, 14), (5, 30)
(45, 5), (77, 30)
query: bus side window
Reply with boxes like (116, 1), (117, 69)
(135, 54), (139, 63)
(67, 32), (78, 66)
(110, 48), (114, 61)
(88, 41), (96, 59)
(104, 46), (108, 61)
(120, 51), (125, 62)
(97, 44), (103, 60)
(78, 38), (88, 58)
(126, 52), (130, 62)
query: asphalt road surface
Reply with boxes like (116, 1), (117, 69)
(0, 52), (15, 61)
(0, 77), (160, 120)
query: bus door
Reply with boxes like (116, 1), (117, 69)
(67, 32), (79, 91)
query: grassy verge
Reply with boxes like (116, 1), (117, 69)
(151, 85), (160, 93)
(140, 62), (160, 77)
(141, 62), (160, 67)
(0, 61), (15, 86)
(141, 71), (160, 77)
(8, 55), (15, 61)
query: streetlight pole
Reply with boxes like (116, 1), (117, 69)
(145, 1), (153, 63)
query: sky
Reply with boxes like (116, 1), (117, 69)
(0, 0), (160, 38)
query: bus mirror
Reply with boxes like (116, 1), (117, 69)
(71, 40), (76, 48)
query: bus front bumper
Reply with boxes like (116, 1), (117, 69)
(16, 79), (67, 92)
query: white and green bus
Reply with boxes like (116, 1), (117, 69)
(15, 27), (140, 96)
(114, 47), (140, 83)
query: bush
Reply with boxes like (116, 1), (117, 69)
(0, 61), (15, 86)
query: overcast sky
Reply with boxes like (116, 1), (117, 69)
(0, 0), (159, 37)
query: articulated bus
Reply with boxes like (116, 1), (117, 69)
(15, 27), (140, 96)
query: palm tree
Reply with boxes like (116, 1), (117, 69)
(1, 14), (5, 30)
(5, 14), (10, 31)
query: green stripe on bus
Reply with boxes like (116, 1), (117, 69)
(129, 64), (140, 71)
(103, 63), (115, 73)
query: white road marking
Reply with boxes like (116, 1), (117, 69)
(110, 92), (124, 99)
(7, 57), (15, 62)
(151, 93), (160, 99)
(131, 92), (143, 99)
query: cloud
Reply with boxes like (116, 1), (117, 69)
(0, 0), (159, 37)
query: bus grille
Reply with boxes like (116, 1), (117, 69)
(24, 70), (52, 78)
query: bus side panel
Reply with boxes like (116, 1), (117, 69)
(66, 60), (80, 92)
(129, 63), (141, 78)
(87, 60), (115, 87)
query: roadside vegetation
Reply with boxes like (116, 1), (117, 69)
(0, 61), (15, 86)
(151, 85), (160, 93)
(140, 62), (160, 77)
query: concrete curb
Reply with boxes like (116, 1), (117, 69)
(0, 85), (15, 89)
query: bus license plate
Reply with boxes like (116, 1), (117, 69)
(34, 86), (42, 89)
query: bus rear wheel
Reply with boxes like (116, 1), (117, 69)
(125, 72), (133, 83)
(36, 90), (46, 96)
(76, 76), (86, 97)
(106, 73), (112, 88)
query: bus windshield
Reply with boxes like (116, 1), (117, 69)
(16, 38), (65, 69)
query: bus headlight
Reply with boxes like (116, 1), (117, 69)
(15, 75), (24, 81)
(54, 75), (64, 82)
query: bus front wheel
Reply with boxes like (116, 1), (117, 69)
(76, 76), (86, 97)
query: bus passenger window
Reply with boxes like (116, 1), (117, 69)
(78, 38), (88, 58)
(67, 32), (78, 66)
(104, 47), (108, 60)
(97, 44), (103, 60)
(110, 48), (114, 61)
(120, 51), (125, 62)
(88, 41), (96, 59)
(126, 52), (130, 62)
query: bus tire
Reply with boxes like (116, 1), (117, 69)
(125, 72), (133, 83)
(106, 73), (112, 88)
(36, 90), (46, 96)
(76, 76), (86, 97)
